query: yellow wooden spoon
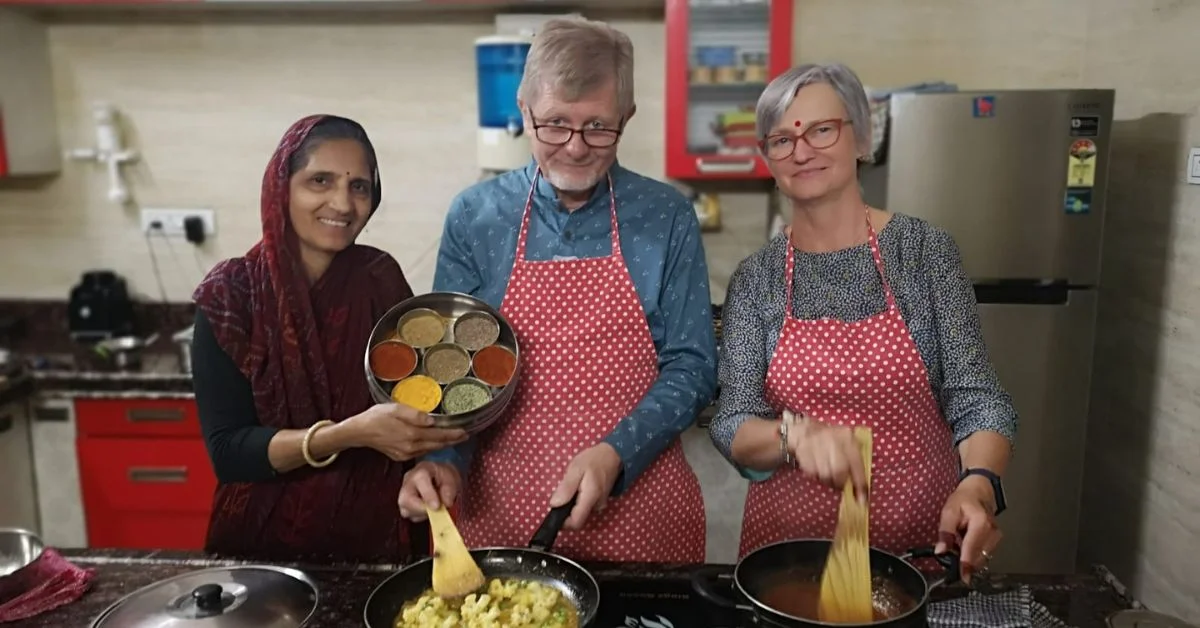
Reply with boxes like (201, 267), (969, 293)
(818, 426), (874, 623)
(426, 506), (485, 598)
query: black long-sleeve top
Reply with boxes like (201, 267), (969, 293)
(191, 310), (279, 483)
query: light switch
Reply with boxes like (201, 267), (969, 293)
(1188, 147), (1200, 185)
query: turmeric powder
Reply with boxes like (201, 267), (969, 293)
(391, 375), (442, 413)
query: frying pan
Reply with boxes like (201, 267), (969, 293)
(692, 539), (961, 628)
(363, 497), (599, 627)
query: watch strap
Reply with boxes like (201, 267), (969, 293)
(960, 467), (1006, 515)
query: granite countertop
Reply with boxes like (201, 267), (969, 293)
(2, 548), (1138, 628)
(0, 370), (35, 406)
(0, 353), (195, 403)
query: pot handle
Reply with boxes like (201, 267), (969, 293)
(903, 546), (962, 589)
(690, 565), (754, 612)
(528, 496), (577, 552)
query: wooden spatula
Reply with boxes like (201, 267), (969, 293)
(427, 506), (485, 598)
(817, 426), (874, 623)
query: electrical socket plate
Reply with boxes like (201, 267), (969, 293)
(1188, 147), (1200, 185)
(141, 208), (216, 237)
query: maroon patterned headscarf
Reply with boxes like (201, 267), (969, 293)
(192, 115), (416, 562)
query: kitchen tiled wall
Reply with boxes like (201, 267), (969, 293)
(0, 0), (1197, 618)
(0, 9), (749, 303)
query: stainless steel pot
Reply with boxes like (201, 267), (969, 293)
(0, 527), (46, 603)
(172, 326), (194, 374)
(0, 528), (44, 580)
(92, 334), (159, 371)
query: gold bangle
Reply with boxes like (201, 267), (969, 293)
(302, 420), (339, 468)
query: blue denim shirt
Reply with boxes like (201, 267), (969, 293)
(424, 160), (717, 494)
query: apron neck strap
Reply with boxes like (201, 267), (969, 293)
(516, 169), (619, 260)
(783, 206), (896, 315)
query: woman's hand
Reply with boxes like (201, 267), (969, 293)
(936, 475), (1002, 584)
(398, 461), (462, 521)
(786, 413), (868, 497)
(343, 403), (467, 461)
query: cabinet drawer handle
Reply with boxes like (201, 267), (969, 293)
(33, 406), (69, 422)
(126, 408), (185, 423)
(695, 158), (756, 173)
(128, 467), (188, 483)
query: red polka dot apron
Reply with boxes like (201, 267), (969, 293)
(456, 169), (707, 563)
(738, 210), (959, 560)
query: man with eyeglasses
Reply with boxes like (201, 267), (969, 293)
(397, 17), (716, 563)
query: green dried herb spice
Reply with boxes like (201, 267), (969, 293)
(442, 381), (491, 415)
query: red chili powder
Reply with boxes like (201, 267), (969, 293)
(370, 341), (416, 381)
(472, 345), (516, 387)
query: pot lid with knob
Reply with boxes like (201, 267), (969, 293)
(90, 564), (318, 628)
(1108, 610), (1198, 628)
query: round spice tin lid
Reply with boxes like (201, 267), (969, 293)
(90, 565), (318, 628)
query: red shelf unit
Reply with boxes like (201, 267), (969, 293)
(665, 0), (793, 180)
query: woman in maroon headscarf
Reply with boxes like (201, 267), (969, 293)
(191, 115), (467, 563)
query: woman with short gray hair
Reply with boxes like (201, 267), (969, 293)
(710, 63), (1017, 580)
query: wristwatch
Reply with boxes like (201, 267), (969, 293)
(959, 468), (1007, 515)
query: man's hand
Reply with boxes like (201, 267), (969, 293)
(548, 443), (623, 530)
(397, 461), (462, 521)
(936, 474), (1002, 584)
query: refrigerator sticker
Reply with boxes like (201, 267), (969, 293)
(1070, 115), (1100, 137)
(972, 96), (995, 118)
(1067, 139), (1098, 188)
(1064, 189), (1092, 215)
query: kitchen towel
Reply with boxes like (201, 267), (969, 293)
(0, 548), (95, 623)
(928, 585), (1070, 628)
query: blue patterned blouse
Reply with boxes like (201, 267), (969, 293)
(710, 213), (1018, 481)
(424, 160), (718, 494)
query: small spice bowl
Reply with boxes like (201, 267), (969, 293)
(471, 344), (517, 388)
(422, 343), (472, 384)
(396, 308), (446, 349)
(368, 340), (418, 382)
(452, 311), (501, 352)
(390, 374), (443, 413)
(441, 377), (495, 415)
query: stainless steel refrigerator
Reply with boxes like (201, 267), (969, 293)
(860, 89), (1115, 575)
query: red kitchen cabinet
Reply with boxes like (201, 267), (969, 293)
(75, 398), (216, 550)
(75, 398), (202, 438)
(665, 0), (793, 180)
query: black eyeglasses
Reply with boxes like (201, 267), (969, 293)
(760, 118), (852, 161)
(528, 108), (624, 148)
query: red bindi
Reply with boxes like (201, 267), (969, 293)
(794, 120), (803, 127)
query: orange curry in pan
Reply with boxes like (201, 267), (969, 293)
(756, 570), (920, 622)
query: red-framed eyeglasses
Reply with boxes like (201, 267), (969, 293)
(760, 118), (853, 161)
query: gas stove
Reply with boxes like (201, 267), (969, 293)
(592, 565), (741, 628)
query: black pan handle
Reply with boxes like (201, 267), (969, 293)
(690, 566), (754, 612)
(904, 546), (962, 588)
(528, 496), (577, 552)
